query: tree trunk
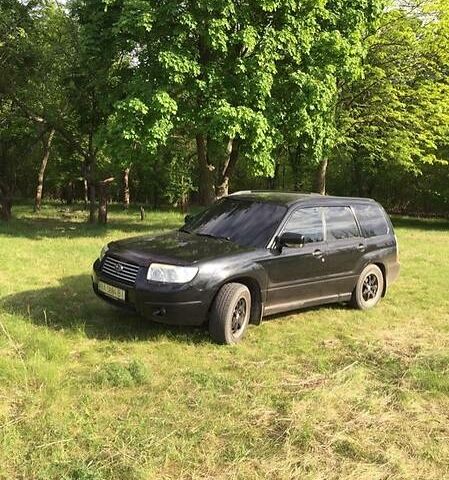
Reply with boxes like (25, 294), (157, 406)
(85, 132), (97, 223)
(216, 138), (239, 198)
(282, 163), (286, 190)
(267, 162), (279, 190)
(315, 158), (328, 195)
(83, 162), (89, 210)
(98, 182), (108, 224)
(289, 144), (303, 192)
(196, 134), (215, 205)
(34, 128), (55, 212)
(0, 180), (12, 221)
(196, 34), (215, 206)
(65, 181), (74, 205)
(352, 153), (366, 197)
(97, 178), (114, 225)
(123, 166), (130, 209)
(180, 175), (188, 214)
(88, 172), (96, 222)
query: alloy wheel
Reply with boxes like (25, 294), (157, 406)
(362, 273), (379, 302)
(231, 298), (247, 335)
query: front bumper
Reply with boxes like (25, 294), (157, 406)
(92, 259), (211, 326)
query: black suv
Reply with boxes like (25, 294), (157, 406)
(92, 192), (400, 344)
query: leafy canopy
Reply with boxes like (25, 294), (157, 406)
(100, 0), (384, 176)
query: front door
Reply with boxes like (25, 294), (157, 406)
(263, 207), (327, 314)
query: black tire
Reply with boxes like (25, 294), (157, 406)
(209, 283), (251, 345)
(351, 264), (384, 310)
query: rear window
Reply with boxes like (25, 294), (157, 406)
(353, 204), (390, 238)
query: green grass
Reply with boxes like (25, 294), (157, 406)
(1, 204), (449, 479)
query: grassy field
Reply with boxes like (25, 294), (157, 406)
(0, 204), (449, 480)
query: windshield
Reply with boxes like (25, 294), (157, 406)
(183, 198), (287, 248)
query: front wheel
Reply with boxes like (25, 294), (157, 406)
(209, 283), (251, 345)
(351, 264), (384, 310)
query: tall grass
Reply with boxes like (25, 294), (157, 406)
(0, 204), (448, 479)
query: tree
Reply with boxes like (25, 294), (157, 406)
(268, 0), (385, 195)
(29, 1), (77, 211)
(0, 0), (81, 218)
(2, 0), (448, 218)
(100, 0), (383, 206)
(0, 0), (37, 220)
(34, 127), (55, 211)
(329, 0), (449, 210)
(68, 0), (126, 222)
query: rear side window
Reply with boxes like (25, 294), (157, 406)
(353, 204), (390, 238)
(324, 206), (359, 241)
(283, 207), (324, 244)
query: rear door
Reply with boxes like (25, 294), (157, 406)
(322, 206), (366, 297)
(263, 207), (327, 312)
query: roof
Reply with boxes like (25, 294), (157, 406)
(228, 190), (376, 208)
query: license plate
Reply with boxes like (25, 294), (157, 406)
(98, 281), (126, 301)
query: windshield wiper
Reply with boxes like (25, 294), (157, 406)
(195, 232), (231, 242)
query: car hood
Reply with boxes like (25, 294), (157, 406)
(108, 230), (254, 266)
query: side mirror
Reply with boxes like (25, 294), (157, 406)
(279, 232), (305, 250)
(184, 214), (193, 224)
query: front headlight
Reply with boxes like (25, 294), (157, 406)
(99, 244), (109, 261)
(147, 263), (198, 284)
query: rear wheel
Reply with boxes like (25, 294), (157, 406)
(209, 283), (251, 345)
(351, 264), (384, 310)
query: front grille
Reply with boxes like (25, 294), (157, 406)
(101, 256), (140, 285)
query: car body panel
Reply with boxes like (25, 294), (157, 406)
(108, 231), (253, 266)
(261, 242), (328, 312)
(323, 237), (366, 296)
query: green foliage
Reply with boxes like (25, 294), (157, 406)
(328, 0), (449, 212)
(106, 92), (178, 156)
(0, 1), (82, 205)
(269, 0), (384, 165)
(97, 0), (383, 190)
(164, 155), (197, 208)
(1, 0), (449, 216)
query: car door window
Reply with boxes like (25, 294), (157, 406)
(282, 207), (324, 244)
(353, 203), (389, 237)
(324, 207), (360, 241)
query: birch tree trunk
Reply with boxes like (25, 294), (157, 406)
(34, 128), (55, 212)
(86, 131), (97, 223)
(83, 178), (89, 209)
(123, 166), (130, 209)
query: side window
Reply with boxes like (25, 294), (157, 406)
(283, 207), (324, 244)
(324, 206), (359, 241)
(353, 204), (390, 238)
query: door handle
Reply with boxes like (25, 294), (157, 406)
(313, 249), (323, 258)
(357, 244), (366, 252)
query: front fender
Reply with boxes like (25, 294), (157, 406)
(197, 260), (268, 325)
